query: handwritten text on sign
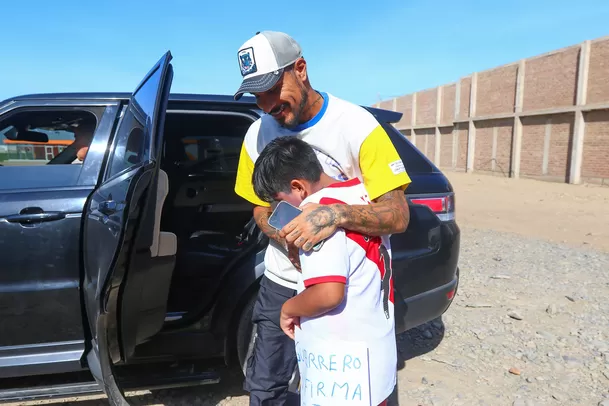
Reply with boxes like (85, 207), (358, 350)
(295, 333), (371, 406)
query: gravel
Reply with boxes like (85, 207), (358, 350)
(393, 228), (609, 406)
(6, 228), (609, 406)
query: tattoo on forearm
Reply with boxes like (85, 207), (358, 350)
(306, 206), (338, 236)
(334, 190), (409, 236)
(254, 209), (286, 246)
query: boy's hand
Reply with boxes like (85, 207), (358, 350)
(287, 243), (301, 272)
(280, 308), (300, 340)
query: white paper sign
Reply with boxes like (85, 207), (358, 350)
(295, 333), (371, 406)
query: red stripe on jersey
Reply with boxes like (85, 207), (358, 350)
(319, 197), (347, 205)
(304, 275), (347, 288)
(326, 178), (361, 188)
(318, 196), (394, 305)
(344, 231), (394, 305)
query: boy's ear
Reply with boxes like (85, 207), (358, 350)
(290, 179), (306, 193)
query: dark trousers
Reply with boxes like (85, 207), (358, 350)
(244, 275), (299, 406)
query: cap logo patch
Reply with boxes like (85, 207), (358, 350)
(238, 47), (257, 77)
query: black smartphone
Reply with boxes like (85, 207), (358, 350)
(268, 201), (303, 231)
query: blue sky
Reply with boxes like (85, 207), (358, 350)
(2, 0), (608, 106)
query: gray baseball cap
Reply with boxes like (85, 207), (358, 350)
(234, 31), (303, 100)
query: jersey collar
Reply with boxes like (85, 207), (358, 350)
(289, 91), (328, 132)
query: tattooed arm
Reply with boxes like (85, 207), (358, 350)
(280, 188), (410, 251)
(253, 206), (302, 271)
(253, 206), (286, 247)
(333, 189), (410, 236)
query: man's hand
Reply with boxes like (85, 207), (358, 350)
(279, 203), (339, 252)
(280, 307), (300, 340)
(280, 188), (410, 252)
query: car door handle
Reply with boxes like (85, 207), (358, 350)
(5, 211), (66, 224)
(98, 200), (118, 215)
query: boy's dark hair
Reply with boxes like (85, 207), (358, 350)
(252, 136), (323, 202)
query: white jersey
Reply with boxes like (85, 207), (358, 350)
(295, 178), (397, 405)
(234, 92), (411, 290)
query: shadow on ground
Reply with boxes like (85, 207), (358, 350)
(2, 318), (445, 405)
(387, 315), (445, 406)
(396, 315), (445, 370)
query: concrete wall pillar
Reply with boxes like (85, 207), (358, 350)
(569, 40), (591, 184)
(466, 73), (478, 172)
(411, 92), (417, 147)
(511, 59), (526, 178)
(435, 86), (443, 165)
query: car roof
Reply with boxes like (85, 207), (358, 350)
(2, 92), (403, 124)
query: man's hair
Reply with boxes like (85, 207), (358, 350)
(252, 136), (322, 202)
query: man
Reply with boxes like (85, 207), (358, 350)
(47, 118), (96, 164)
(251, 136), (397, 406)
(233, 30), (411, 405)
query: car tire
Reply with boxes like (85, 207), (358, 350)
(236, 292), (257, 377)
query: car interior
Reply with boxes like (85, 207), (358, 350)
(157, 111), (260, 317)
(0, 109), (101, 166)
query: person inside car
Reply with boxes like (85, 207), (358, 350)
(47, 118), (96, 164)
(233, 30), (411, 405)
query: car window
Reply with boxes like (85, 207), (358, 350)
(0, 109), (99, 166)
(0, 107), (106, 191)
(178, 135), (242, 174)
(106, 110), (147, 178)
(162, 112), (253, 177)
(105, 66), (164, 179)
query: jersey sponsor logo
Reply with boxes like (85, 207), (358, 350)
(238, 47), (257, 76)
(388, 159), (405, 175)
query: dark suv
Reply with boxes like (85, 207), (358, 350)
(0, 52), (460, 404)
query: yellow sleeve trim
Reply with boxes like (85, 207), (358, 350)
(234, 142), (270, 207)
(359, 124), (412, 201)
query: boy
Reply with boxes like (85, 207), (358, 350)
(252, 136), (397, 406)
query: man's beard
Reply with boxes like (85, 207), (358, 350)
(281, 82), (309, 129)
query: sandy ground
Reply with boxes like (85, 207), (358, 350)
(447, 172), (609, 252)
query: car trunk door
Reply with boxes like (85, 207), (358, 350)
(82, 51), (174, 404)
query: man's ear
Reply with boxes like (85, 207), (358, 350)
(293, 58), (307, 82)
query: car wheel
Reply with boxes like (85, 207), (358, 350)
(236, 292), (257, 376)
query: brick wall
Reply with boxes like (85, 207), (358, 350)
(439, 127), (454, 169)
(520, 116), (548, 177)
(455, 124), (469, 171)
(476, 64), (519, 117)
(416, 89), (437, 126)
(587, 41), (609, 104)
(441, 85), (456, 126)
(582, 110), (609, 180)
(414, 128), (436, 160)
(376, 35), (609, 186)
(474, 119), (514, 176)
(523, 47), (579, 111)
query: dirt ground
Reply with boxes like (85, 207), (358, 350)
(6, 171), (609, 406)
(447, 172), (609, 252)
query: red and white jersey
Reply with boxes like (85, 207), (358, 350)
(295, 178), (396, 405)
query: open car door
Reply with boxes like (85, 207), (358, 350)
(82, 51), (174, 404)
